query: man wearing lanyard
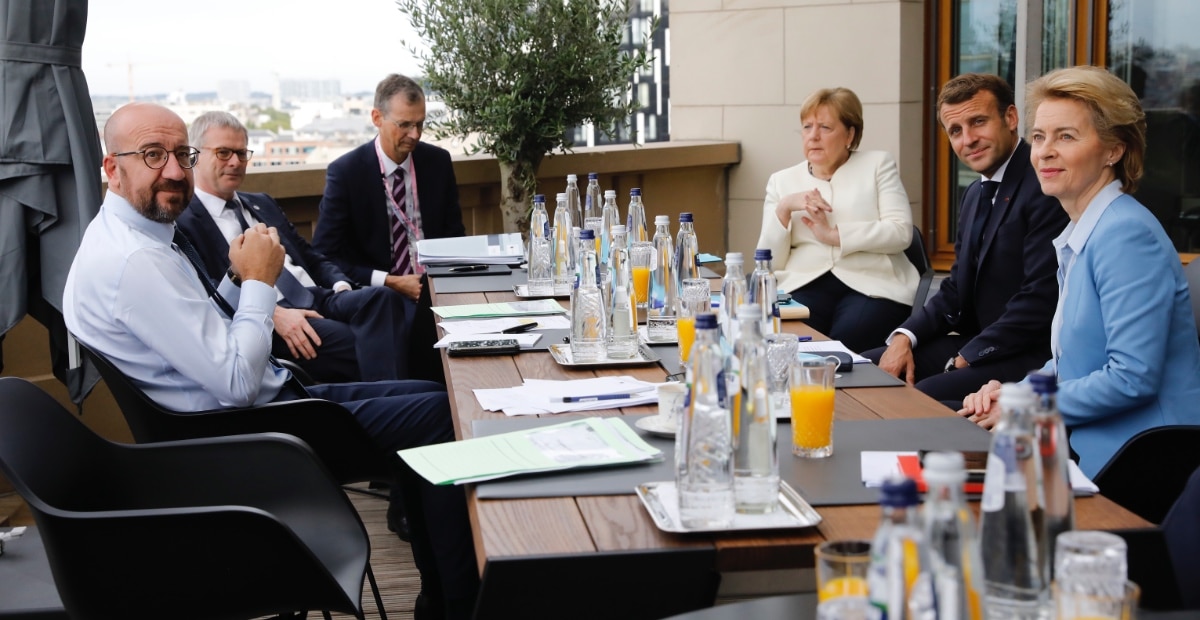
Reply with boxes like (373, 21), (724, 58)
(314, 74), (465, 383)
(177, 111), (413, 383)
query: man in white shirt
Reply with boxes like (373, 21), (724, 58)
(176, 111), (413, 383)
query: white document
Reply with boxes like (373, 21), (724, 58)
(438, 316), (571, 336)
(433, 333), (542, 349)
(797, 340), (871, 363)
(861, 451), (916, 487)
(416, 233), (524, 265)
(475, 376), (662, 416)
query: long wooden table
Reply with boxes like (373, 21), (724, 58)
(432, 286), (1150, 618)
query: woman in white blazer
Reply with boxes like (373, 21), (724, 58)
(756, 87), (918, 352)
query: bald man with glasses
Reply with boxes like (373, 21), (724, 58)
(176, 111), (414, 383)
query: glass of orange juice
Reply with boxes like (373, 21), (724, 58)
(815, 540), (871, 602)
(630, 241), (654, 309)
(677, 278), (710, 363)
(789, 354), (839, 457)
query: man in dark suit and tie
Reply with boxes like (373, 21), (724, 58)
(177, 111), (414, 383)
(864, 73), (1068, 403)
(313, 73), (465, 383)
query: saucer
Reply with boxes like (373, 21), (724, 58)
(635, 415), (677, 438)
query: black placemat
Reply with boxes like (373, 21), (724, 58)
(426, 264), (513, 277)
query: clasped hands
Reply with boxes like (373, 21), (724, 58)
(777, 189), (840, 246)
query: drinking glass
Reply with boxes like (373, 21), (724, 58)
(815, 540), (871, 602)
(789, 354), (838, 458)
(676, 278), (710, 363)
(584, 217), (603, 256)
(1055, 530), (1128, 600)
(1053, 580), (1139, 620)
(765, 333), (800, 419)
(629, 241), (654, 310)
(816, 597), (874, 620)
(526, 236), (554, 296)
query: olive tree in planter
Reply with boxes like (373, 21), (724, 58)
(396, 0), (656, 234)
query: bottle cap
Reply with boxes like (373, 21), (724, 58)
(1026, 371), (1058, 394)
(556, 192), (567, 200)
(922, 451), (967, 486)
(754, 248), (773, 261)
(736, 303), (760, 319)
(580, 228), (595, 240)
(611, 224), (627, 235)
(588, 172), (598, 180)
(725, 252), (743, 264)
(604, 189), (616, 198)
(567, 174), (577, 182)
(654, 215), (670, 225)
(679, 212), (693, 223)
(695, 313), (718, 330)
(533, 194), (545, 203)
(630, 188), (642, 196)
(879, 476), (919, 507)
(998, 382), (1036, 412)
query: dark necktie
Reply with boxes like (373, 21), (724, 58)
(173, 227), (236, 318)
(390, 168), (413, 275)
(969, 180), (1001, 261)
(226, 199), (314, 308)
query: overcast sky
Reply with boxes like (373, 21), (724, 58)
(82, 0), (425, 96)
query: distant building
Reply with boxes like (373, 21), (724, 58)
(279, 79), (341, 103)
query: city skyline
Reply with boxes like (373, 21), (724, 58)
(82, 0), (426, 97)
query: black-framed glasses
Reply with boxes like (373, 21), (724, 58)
(385, 117), (425, 134)
(113, 146), (200, 169)
(203, 147), (255, 162)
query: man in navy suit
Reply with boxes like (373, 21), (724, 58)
(177, 111), (413, 383)
(313, 73), (465, 383)
(864, 73), (1068, 403)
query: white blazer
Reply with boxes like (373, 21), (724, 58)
(755, 150), (918, 306)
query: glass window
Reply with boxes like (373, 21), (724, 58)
(1106, 0), (1200, 252)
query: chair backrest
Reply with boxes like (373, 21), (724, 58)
(1161, 465), (1200, 609)
(904, 225), (934, 314)
(1184, 259), (1200, 340)
(1092, 425), (1200, 523)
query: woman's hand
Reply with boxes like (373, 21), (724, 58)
(958, 380), (1003, 429)
(797, 190), (840, 246)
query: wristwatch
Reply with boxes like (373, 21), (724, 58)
(225, 266), (243, 287)
(944, 356), (959, 373)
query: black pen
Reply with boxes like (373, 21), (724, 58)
(502, 322), (538, 334)
(449, 264), (489, 273)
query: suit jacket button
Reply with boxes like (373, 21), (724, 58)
(980, 346), (995, 356)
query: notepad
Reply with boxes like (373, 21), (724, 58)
(432, 299), (567, 319)
(416, 233), (525, 266)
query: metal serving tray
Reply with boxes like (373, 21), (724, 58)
(635, 480), (822, 534)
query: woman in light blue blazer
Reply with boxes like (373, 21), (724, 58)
(960, 66), (1200, 478)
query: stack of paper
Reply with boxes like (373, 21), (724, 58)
(399, 417), (663, 485)
(416, 233), (525, 266)
(437, 316), (571, 336)
(797, 340), (871, 363)
(475, 375), (662, 416)
(432, 298), (567, 319)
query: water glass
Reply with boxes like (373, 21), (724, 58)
(815, 597), (875, 620)
(815, 540), (872, 602)
(584, 217), (604, 256)
(677, 278), (710, 362)
(1053, 580), (1139, 619)
(789, 354), (838, 458)
(765, 333), (800, 419)
(527, 236), (554, 296)
(629, 241), (654, 309)
(1055, 530), (1128, 599)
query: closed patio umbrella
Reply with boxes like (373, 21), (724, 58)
(0, 0), (101, 402)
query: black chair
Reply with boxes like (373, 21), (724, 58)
(80, 341), (394, 487)
(0, 377), (386, 620)
(1161, 465), (1200, 609)
(1092, 425), (1200, 523)
(904, 225), (934, 315)
(1184, 259), (1200, 340)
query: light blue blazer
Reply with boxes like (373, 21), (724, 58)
(1045, 193), (1200, 477)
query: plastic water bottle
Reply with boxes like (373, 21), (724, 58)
(626, 188), (648, 244)
(676, 312), (734, 529)
(867, 477), (935, 620)
(600, 189), (620, 264)
(674, 212), (700, 291)
(732, 303), (778, 514)
(551, 192), (574, 296)
(747, 249), (780, 335)
(570, 228), (606, 363)
(584, 172), (602, 220)
(720, 252), (747, 343)
(565, 174), (582, 229)
(1028, 371), (1075, 584)
(923, 451), (986, 620)
(527, 194), (553, 295)
(979, 383), (1043, 619)
(649, 215), (676, 319)
(606, 225), (637, 359)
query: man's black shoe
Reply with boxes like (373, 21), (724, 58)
(387, 502), (411, 542)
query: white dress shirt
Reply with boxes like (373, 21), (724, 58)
(370, 136), (415, 287)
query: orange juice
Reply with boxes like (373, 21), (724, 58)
(632, 266), (650, 304)
(790, 385), (835, 452)
(677, 315), (696, 362)
(818, 576), (868, 602)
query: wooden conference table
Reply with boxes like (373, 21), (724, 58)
(431, 281), (1150, 619)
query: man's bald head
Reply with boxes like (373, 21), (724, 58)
(102, 103), (194, 223)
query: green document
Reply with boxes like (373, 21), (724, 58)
(398, 417), (663, 485)
(432, 298), (567, 319)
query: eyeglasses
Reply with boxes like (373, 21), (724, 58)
(204, 147), (255, 162)
(385, 117), (425, 134)
(113, 146), (201, 170)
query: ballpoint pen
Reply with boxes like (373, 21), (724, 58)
(501, 322), (538, 334)
(798, 336), (813, 342)
(559, 392), (648, 403)
(449, 264), (490, 273)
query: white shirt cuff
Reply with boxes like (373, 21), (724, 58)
(887, 328), (918, 348)
(370, 270), (388, 287)
(332, 281), (352, 293)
